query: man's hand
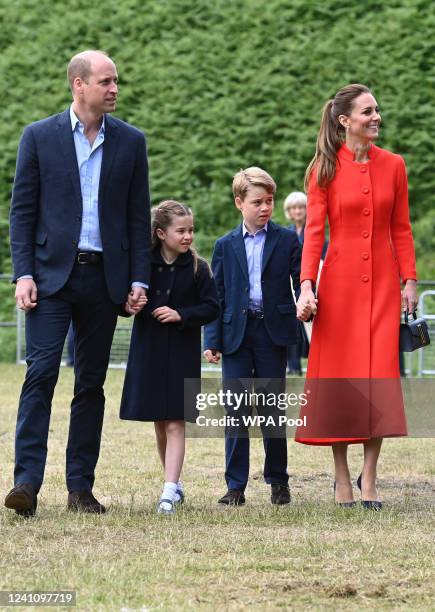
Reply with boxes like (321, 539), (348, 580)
(152, 306), (181, 323)
(402, 279), (418, 313)
(203, 349), (221, 364)
(15, 279), (38, 311)
(296, 280), (318, 321)
(127, 287), (147, 313)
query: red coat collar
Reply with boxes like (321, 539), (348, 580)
(338, 142), (379, 162)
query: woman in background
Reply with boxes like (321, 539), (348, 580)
(284, 192), (327, 375)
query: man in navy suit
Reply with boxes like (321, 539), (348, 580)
(5, 50), (150, 516)
(204, 167), (301, 506)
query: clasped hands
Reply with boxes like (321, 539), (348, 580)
(124, 289), (181, 323)
(124, 287), (148, 315)
(296, 281), (318, 321)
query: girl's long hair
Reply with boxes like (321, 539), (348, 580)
(151, 200), (209, 276)
(304, 84), (372, 191)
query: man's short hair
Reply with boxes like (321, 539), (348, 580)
(232, 167), (276, 200)
(67, 50), (109, 91)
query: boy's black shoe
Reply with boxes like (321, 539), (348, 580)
(271, 484), (291, 505)
(4, 483), (38, 517)
(218, 489), (246, 506)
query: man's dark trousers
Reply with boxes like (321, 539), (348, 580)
(15, 259), (118, 493)
(222, 317), (288, 492)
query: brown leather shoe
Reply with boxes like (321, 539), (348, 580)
(271, 484), (291, 505)
(218, 489), (246, 505)
(4, 483), (38, 517)
(67, 490), (106, 514)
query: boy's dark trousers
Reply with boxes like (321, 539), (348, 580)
(222, 316), (288, 491)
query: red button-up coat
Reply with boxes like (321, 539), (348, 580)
(296, 143), (417, 444)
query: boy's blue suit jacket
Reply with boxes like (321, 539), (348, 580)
(204, 220), (301, 355)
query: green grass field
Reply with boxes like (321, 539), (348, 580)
(0, 364), (434, 611)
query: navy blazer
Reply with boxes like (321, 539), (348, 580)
(9, 109), (151, 304)
(204, 221), (301, 355)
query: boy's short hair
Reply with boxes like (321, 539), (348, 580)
(232, 167), (276, 200)
(284, 191), (307, 210)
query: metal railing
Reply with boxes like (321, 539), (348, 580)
(417, 290), (435, 376)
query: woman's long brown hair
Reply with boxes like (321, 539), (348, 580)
(304, 84), (372, 191)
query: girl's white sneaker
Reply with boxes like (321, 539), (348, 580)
(157, 498), (176, 515)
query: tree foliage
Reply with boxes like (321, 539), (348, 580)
(0, 0), (434, 278)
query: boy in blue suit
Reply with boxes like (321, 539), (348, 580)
(204, 167), (301, 505)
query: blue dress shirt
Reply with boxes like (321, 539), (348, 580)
(70, 107), (146, 289)
(70, 106), (104, 252)
(243, 223), (267, 310)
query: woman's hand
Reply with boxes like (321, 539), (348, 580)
(296, 280), (318, 321)
(152, 306), (181, 323)
(402, 279), (418, 313)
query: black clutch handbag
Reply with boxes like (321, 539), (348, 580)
(399, 310), (430, 352)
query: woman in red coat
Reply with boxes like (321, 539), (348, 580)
(295, 84), (418, 509)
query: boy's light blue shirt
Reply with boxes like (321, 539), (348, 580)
(242, 222), (268, 310)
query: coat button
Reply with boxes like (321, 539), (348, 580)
(242, 308), (247, 314)
(72, 240), (78, 247)
(362, 187), (370, 194)
(360, 166), (367, 173)
(363, 208), (370, 216)
(362, 231), (369, 238)
(166, 289), (170, 294)
(158, 267), (163, 272)
(245, 287), (249, 292)
(361, 275), (369, 282)
(362, 252), (369, 260)
(170, 267), (175, 272)
(156, 289), (161, 295)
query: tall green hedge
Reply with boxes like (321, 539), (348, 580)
(0, 0), (434, 280)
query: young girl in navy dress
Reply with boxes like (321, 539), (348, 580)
(120, 200), (220, 514)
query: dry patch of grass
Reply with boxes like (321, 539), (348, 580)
(0, 365), (434, 610)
